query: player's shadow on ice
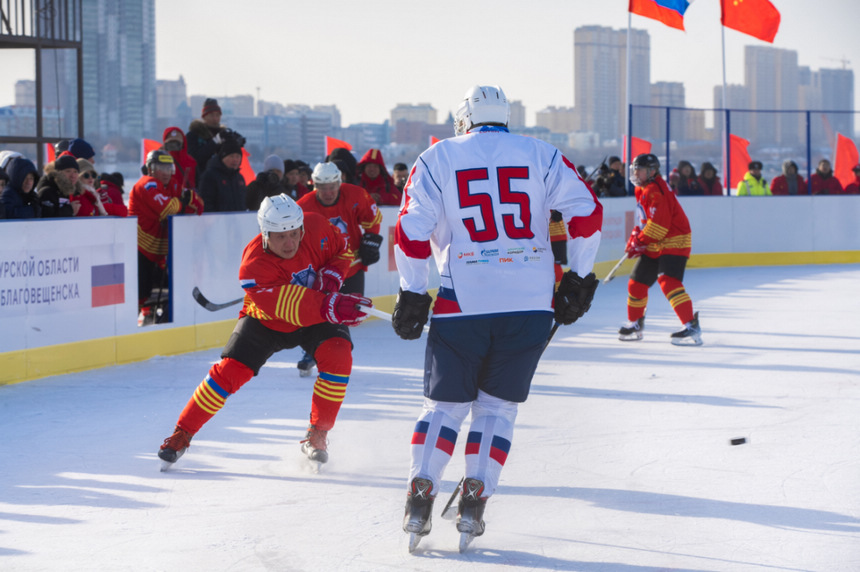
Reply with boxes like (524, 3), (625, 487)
(508, 485), (860, 534)
(527, 384), (772, 409)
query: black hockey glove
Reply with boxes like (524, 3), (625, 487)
(392, 288), (432, 340)
(358, 232), (383, 266)
(180, 188), (192, 208)
(554, 270), (598, 325)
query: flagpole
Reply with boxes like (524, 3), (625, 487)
(721, 21), (729, 196)
(626, 11), (632, 172)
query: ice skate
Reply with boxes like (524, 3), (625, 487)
(158, 425), (192, 471)
(671, 312), (702, 346)
(618, 316), (645, 341)
(300, 425), (328, 470)
(456, 478), (487, 553)
(297, 351), (316, 377)
(403, 477), (435, 553)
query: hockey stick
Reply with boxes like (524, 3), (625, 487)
(192, 287), (244, 312)
(440, 320), (561, 520)
(356, 304), (431, 333)
(602, 254), (628, 285)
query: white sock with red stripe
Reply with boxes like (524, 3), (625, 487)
(464, 390), (518, 497)
(408, 398), (470, 493)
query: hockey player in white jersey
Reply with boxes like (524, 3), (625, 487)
(393, 84), (603, 552)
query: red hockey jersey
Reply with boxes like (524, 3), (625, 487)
(633, 176), (691, 259)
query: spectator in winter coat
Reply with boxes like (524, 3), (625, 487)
(37, 153), (80, 217)
(808, 159), (843, 195)
(393, 162), (409, 193)
(73, 158), (109, 217)
(98, 173), (128, 216)
(844, 165), (860, 195)
(737, 161), (771, 196)
(163, 126), (198, 191)
(197, 138), (247, 212)
(357, 148), (401, 206)
(246, 154), (288, 211)
(185, 98), (246, 174)
(282, 159), (310, 201)
(1, 156), (41, 219)
(698, 162), (723, 196)
(675, 161), (703, 196)
(770, 160), (805, 195)
(326, 148), (357, 184)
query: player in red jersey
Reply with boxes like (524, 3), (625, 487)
(619, 153), (702, 345)
(294, 162), (383, 375)
(158, 194), (373, 469)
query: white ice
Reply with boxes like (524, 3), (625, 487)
(1, 265), (859, 571)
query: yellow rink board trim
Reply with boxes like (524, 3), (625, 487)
(3, 250), (859, 386)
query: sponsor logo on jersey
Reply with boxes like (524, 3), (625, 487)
(481, 248), (499, 257)
(465, 259), (489, 265)
(506, 247), (525, 255)
(531, 247), (547, 253)
(523, 255), (541, 262)
(328, 216), (348, 234)
(457, 251), (475, 259)
(498, 257), (514, 263)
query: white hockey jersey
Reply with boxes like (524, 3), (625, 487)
(394, 127), (602, 319)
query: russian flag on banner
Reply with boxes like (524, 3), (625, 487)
(629, 0), (689, 31)
(91, 263), (125, 307)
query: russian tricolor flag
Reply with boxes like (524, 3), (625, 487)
(91, 263), (125, 307)
(629, 0), (689, 31)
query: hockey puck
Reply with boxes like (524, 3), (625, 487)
(730, 437), (747, 446)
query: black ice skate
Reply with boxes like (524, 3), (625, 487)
(300, 425), (328, 470)
(403, 477), (435, 553)
(297, 352), (316, 377)
(158, 425), (193, 471)
(671, 312), (703, 346)
(456, 478), (487, 553)
(618, 316), (645, 341)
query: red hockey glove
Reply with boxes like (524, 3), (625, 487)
(625, 227), (647, 258)
(321, 292), (371, 326)
(313, 266), (344, 293)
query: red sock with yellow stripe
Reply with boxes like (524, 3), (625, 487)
(176, 358), (254, 434)
(626, 279), (649, 321)
(657, 275), (694, 324)
(309, 337), (352, 431)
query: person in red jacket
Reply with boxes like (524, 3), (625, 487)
(770, 160), (805, 196)
(844, 165), (860, 195)
(163, 126), (198, 191)
(619, 153), (702, 346)
(808, 159), (843, 195)
(357, 148), (401, 206)
(697, 162), (723, 196)
(97, 172), (128, 216)
(157, 194), (373, 470)
(128, 150), (203, 320)
(295, 161), (383, 376)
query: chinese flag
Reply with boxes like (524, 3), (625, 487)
(833, 133), (859, 190)
(629, 0), (689, 31)
(622, 136), (653, 164)
(141, 138), (162, 166)
(325, 136), (352, 157)
(239, 148), (255, 185)
(724, 134), (752, 191)
(721, 0), (780, 43)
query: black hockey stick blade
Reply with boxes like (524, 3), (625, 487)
(192, 287), (244, 312)
(440, 476), (465, 520)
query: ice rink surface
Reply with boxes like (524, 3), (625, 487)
(1, 264), (858, 572)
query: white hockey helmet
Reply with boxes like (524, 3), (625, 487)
(312, 161), (342, 185)
(454, 85), (510, 136)
(257, 193), (304, 242)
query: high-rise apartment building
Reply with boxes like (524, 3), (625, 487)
(573, 25), (650, 143)
(391, 103), (437, 125)
(81, 0), (156, 142)
(745, 46), (799, 146)
(508, 100), (526, 129)
(818, 68), (854, 138)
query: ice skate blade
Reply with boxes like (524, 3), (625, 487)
(458, 531), (476, 553)
(618, 333), (643, 341)
(670, 335), (703, 346)
(298, 368), (313, 378)
(159, 460), (174, 472)
(407, 532), (423, 553)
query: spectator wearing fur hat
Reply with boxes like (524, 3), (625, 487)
(163, 126), (198, 191)
(197, 137), (247, 212)
(37, 153), (81, 217)
(737, 161), (771, 196)
(245, 154), (288, 211)
(770, 160), (805, 196)
(357, 148), (401, 206)
(808, 159), (843, 195)
(1, 156), (41, 219)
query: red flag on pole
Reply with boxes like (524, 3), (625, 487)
(239, 148), (255, 186)
(141, 139), (162, 166)
(45, 143), (56, 163)
(724, 134), (752, 191)
(325, 136), (352, 157)
(622, 136), (652, 164)
(720, 0), (780, 43)
(834, 133), (859, 191)
(629, 0), (689, 31)
(429, 135), (440, 146)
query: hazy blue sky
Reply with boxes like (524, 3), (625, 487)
(2, 0), (858, 126)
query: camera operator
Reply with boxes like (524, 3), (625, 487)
(592, 156), (627, 198)
(186, 98), (247, 173)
